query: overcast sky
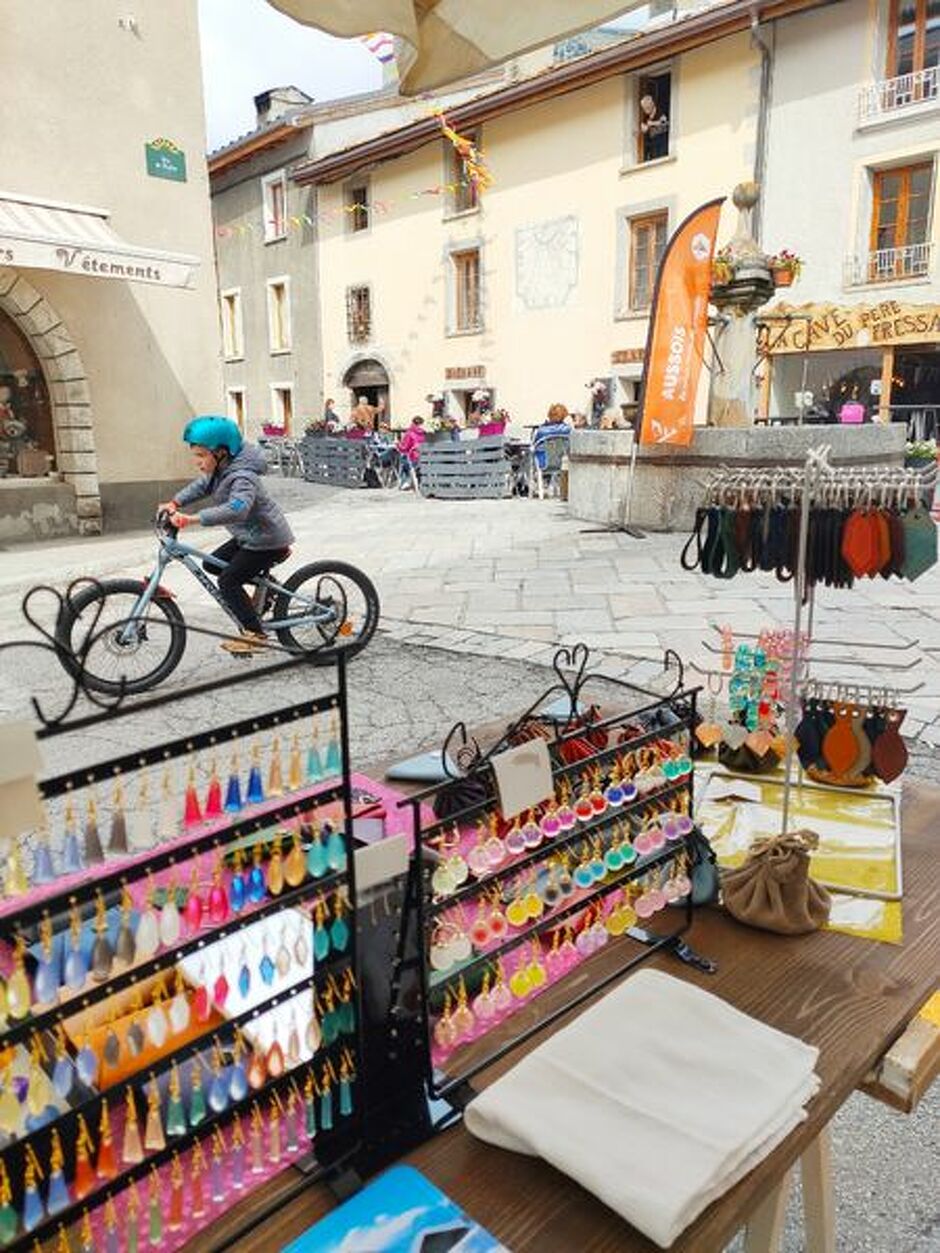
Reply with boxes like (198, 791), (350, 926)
(198, 0), (381, 150)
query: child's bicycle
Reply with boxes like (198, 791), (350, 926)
(54, 512), (380, 695)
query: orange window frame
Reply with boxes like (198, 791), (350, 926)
(870, 162), (932, 252)
(629, 212), (667, 310)
(887, 0), (928, 75)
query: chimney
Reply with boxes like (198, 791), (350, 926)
(254, 86), (314, 127)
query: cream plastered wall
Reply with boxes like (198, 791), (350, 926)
(3, 0), (222, 522)
(316, 32), (758, 429)
(762, 0), (940, 307)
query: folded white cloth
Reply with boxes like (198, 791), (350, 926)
(464, 969), (820, 1248)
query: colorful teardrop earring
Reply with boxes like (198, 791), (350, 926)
(143, 1077), (166, 1151)
(246, 746), (265, 805)
(268, 735), (284, 796)
(204, 757), (223, 818)
(135, 873), (161, 962)
(91, 890), (114, 982)
(248, 842), (267, 903)
(306, 820), (328, 878)
(224, 750), (244, 812)
(324, 711), (341, 776)
(123, 1088), (145, 1164)
(285, 829), (306, 888)
(61, 796), (83, 873)
(33, 912), (59, 1009)
(31, 821), (55, 887)
(183, 761), (203, 827)
(325, 822), (347, 873)
(330, 892), (350, 953)
(288, 733), (304, 792)
(208, 851), (229, 924)
(307, 718), (324, 782)
(63, 902), (89, 995)
(229, 848), (247, 913)
(208, 1042), (230, 1114)
(268, 834), (285, 897)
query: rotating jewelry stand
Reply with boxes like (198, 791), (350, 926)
(0, 583), (362, 1253)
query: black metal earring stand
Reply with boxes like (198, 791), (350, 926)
(0, 584), (363, 1253)
(342, 644), (716, 1164)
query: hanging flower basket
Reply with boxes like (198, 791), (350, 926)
(769, 250), (802, 287)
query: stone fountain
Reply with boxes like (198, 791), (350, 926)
(567, 183), (906, 532)
(707, 182), (775, 428)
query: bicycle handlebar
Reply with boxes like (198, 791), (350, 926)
(155, 509), (179, 539)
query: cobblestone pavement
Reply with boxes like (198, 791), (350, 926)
(0, 479), (937, 1253)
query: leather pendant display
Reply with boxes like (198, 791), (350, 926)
(849, 707), (872, 776)
(822, 707), (859, 775)
(841, 510), (878, 578)
(794, 700), (822, 769)
(902, 507), (938, 582)
(872, 710), (908, 784)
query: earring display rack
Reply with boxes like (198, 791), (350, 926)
(404, 646), (702, 1103)
(0, 605), (361, 1253)
(685, 450), (937, 832)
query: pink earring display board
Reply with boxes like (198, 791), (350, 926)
(405, 644), (703, 1100)
(0, 646), (361, 1252)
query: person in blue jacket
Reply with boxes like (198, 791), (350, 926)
(157, 415), (295, 655)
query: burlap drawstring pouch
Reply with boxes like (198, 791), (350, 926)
(721, 830), (831, 935)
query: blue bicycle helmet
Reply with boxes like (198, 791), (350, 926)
(183, 415), (243, 456)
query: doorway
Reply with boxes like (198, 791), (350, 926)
(342, 358), (390, 427)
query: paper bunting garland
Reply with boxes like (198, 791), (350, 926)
(437, 111), (494, 195)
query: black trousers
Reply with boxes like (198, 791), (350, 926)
(207, 539), (289, 633)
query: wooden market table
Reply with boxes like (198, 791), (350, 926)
(195, 779), (940, 1253)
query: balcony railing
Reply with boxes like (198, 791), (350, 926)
(844, 241), (933, 286)
(858, 65), (940, 123)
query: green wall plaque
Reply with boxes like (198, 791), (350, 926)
(145, 139), (187, 183)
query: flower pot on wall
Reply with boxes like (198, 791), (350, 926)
(773, 268), (795, 288)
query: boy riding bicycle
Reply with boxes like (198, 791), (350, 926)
(157, 415), (294, 655)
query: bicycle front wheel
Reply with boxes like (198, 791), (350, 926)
(55, 578), (188, 695)
(273, 561), (380, 661)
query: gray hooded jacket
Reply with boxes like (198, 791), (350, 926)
(174, 443), (295, 550)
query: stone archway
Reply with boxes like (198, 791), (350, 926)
(341, 353), (392, 421)
(0, 267), (101, 533)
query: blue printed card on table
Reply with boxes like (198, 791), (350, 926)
(283, 1164), (509, 1252)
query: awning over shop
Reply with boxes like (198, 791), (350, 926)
(267, 0), (641, 94)
(0, 191), (199, 289)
